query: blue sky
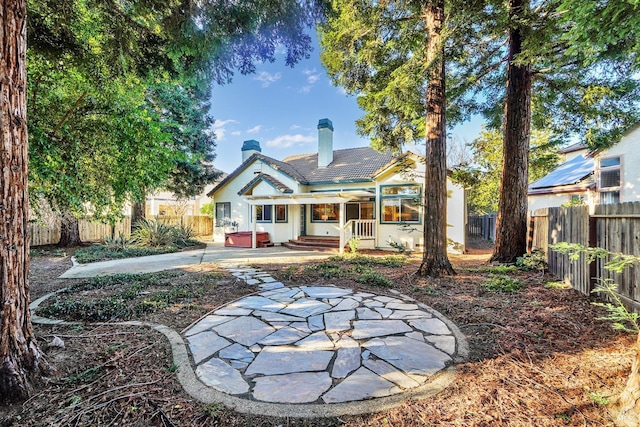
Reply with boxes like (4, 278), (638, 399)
(209, 36), (484, 173)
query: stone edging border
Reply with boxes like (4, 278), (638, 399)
(29, 279), (469, 418)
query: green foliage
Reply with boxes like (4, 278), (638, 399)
(329, 254), (406, 268)
(592, 280), (639, 334)
(305, 261), (350, 279)
(544, 280), (571, 290)
(305, 256), (402, 288)
(387, 239), (409, 254)
(39, 271), (208, 321)
(102, 234), (136, 252)
(453, 128), (561, 215)
(587, 391), (611, 406)
(200, 201), (215, 216)
(481, 275), (524, 293)
(348, 237), (361, 254)
(66, 366), (102, 384)
(73, 245), (176, 264)
(131, 218), (198, 248)
(516, 250), (548, 272)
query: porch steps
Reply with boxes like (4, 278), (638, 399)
(282, 236), (341, 252)
(258, 240), (275, 248)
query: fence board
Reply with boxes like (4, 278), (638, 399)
(30, 215), (212, 246)
(534, 202), (640, 312)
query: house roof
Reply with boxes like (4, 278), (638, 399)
(528, 154), (594, 191)
(282, 147), (396, 184)
(559, 142), (589, 154)
(237, 173), (293, 195)
(208, 146), (398, 196)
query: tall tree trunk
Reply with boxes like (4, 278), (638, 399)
(418, 0), (455, 278)
(58, 212), (82, 247)
(0, 0), (54, 402)
(490, 0), (532, 264)
(612, 333), (640, 426)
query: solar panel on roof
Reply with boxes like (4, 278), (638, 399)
(528, 155), (594, 190)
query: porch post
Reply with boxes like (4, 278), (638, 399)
(339, 202), (345, 254)
(252, 204), (257, 249)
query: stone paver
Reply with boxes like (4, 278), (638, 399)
(182, 265), (464, 406)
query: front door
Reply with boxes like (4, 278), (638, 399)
(300, 204), (307, 236)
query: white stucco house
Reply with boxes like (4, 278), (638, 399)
(208, 119), (466, 252)
(528, 122), (640, 213)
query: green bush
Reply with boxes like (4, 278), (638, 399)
(481, 274), (524, 292)
(132, 218), (177, 247)
(74, 245), (175, 264)
(516, 249), (547, 271)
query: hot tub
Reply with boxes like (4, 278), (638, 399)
(224, 231), (270, 248)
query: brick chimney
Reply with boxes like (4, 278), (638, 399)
(317, 118), (333, 168)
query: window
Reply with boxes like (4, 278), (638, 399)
(215, 202), (231, 227)
(346, 202), (375, 221)
(380, 185), (421, 223)
(312, 203), (339, 222)
(599, 156), (621, 204)
(275, 205), (288, 223)
(256, 205), (273, 222)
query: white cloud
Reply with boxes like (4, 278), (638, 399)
(231, 131), (242, 136)
(212, 119), (239, 141)
(301, 68), (321, 90)
(247, 125), (262, 134)
(265, 134), (315, 149)
(253, 71), (282, 87)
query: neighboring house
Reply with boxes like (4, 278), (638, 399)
(208, 118), (466, 252)
(146, 184), (218, 217)
(528, 122), (640, 212)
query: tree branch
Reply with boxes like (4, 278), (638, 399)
(50, 90), (88, 136)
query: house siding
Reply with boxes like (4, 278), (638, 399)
(595, 125), (640, 203)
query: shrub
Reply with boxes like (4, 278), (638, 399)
(481, 274), (524, 292)
(516, 249), (547, 272)
(348, 237), (360, 253)
(131, 218), (177, 247)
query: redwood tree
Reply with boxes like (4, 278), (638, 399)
(490, 0), (532, 263)
(419, 0), (455, 276)
(0, 0), (53, 401)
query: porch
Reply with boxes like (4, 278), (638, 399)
(243, 190), (377, 253)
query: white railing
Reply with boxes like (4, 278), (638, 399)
(343, 219), (376, 242)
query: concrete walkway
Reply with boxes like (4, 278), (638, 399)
(48, 243), (469, 417)
(60, 241), (335, 278)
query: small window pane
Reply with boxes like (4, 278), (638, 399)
(382, 200), (400, 222)
(256, 205), (272, 222)
(361, 202), (375, 219)
(401, 199), (420, 222)
(600, 169), (620, 189)
(382, 185), (420, 196)
(600, 157), (620, 168)
(275, 205), (287, 222)
(312, 204), (339, 222)
(600, 191), (620, 204)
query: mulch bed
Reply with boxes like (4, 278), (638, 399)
(0, 245), (631, 426)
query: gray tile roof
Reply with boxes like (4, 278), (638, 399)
(282, 147), (396, 184)
(237, 173), (293, 195)
(209, 147), (399, 196)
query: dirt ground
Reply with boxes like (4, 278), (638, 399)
(0, 241), (633, 426)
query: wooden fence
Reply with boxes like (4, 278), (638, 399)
(30, 215), (212, 246)
(530, 202), (640, 311)
(467, 214), (497, 241)
(152, 215), (213, 237)
(30, 217), (132, 246)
